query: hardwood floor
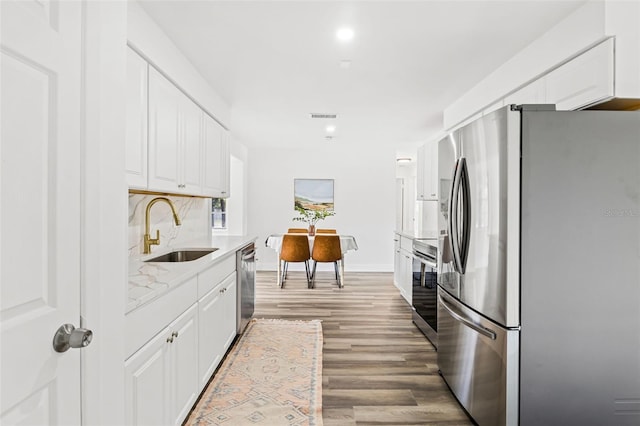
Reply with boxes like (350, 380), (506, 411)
(254, 270), (473, 426)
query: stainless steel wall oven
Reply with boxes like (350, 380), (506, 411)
(412, 239), (438, 348)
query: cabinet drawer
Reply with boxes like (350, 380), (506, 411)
(125, 275), (198, 359)
(197, 254), (235, 298)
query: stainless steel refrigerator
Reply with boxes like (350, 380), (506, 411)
(436, 104), (640, 426)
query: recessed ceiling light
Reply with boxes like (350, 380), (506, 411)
(396, 157), (412, 163)
(336, 27), (354, 42)
(326, 125), (336, 133)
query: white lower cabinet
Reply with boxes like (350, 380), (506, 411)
(125, 304), (198, 426)
(393, 235), (401, 288)
(197, 272), (237, 392)
(393, 235), (413, 304)
(124, 254), (240, 426)
(399, 251), (413, 304)
(170, 305), (199, 425)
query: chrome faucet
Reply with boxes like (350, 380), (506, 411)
(144, 197), (182, 254)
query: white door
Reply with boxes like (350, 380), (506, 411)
(1, 1), (84, 424)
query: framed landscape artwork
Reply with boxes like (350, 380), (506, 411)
(294, 179), (334, 211)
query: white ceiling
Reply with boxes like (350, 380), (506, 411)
(139, 0), (585, 154)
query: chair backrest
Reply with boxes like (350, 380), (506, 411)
(280, 234), (311, 262)
(287, 228), (308, 233)
(312, 235), (342, 262)
(316, 229), (337, 234)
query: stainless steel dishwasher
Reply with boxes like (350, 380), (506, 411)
(236, 242), (255, 334)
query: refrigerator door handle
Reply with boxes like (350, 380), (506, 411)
(449, 158), (463, 273)
(439, 294), (497, 340)
(459, 158), (471, 273)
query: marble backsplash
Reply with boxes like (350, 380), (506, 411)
(128, 194), (211, 257)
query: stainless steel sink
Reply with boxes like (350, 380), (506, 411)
(144, 249), (218, 263)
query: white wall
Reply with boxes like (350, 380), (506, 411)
(223, 155), (245, 235)
(81, 2), (127, 424)
(248, 144), (396, 272)
(395, 162), (417, 233)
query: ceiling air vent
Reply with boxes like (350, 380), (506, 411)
(310, 113), (337, 119)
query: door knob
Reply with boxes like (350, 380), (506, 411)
(53, 324), (93, 353)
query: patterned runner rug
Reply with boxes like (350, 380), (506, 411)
(186, 319), (323, 426)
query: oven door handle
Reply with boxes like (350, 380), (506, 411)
(419, 257), (437, 270)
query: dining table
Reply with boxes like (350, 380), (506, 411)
(265, 233), (358, 288)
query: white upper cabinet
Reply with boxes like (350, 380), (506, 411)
(148, 67), (203, 194)
(148, 67), (181, 192)
(202, 114), (230, 198)
(545, 38), (614, 110)
(416, 145), (426, 201)
(503, 78), (546, 107)
(180, 97), (203, 195)
(126, 48), (148, 189)
(129, 57), (231, 197)
(417, 140), (438, 201)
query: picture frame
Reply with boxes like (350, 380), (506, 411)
(294, 179), (334, 211)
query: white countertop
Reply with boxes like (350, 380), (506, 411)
(127, 235), (257, 313)
(395, 230), (439, 240)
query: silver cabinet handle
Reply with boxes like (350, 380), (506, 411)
(166, 336), (174, 343)
(53, 324), (93, 352)
(171, 331), (179, 338)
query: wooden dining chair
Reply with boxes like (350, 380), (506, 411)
(316, 229), (337, 234)
(310, 235), (343, 288)
(287, 228), (308, 233)
(280, 234), (312, 288)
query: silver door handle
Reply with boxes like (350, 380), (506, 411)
(53, 324), (93, 352)
(439, 295), (496, 340)
(449, 159), (462, 273)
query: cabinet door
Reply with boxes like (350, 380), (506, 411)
(197, 282), (226, 391)
(393, 236), (401, 288)
(545, 39), (614, 110)
(169, 304), (199, 426)
(148, 68), (181, 192)
(202, 114), (230, 198)
(504, 78), (546, 106)
(181, 97), (203, 195)
(416, 144), (426, 200)
(220, 275), (238, 352)
(125, 327), (170, 426)
(401, 252), (413, 304)
(425, 139), (438, 201)
(125, 48), (148, 189)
